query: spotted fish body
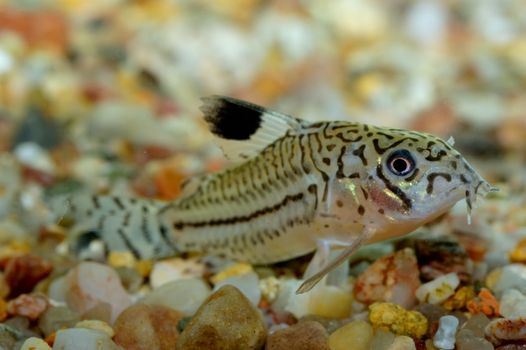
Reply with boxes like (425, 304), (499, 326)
(56, 96), (495, 291)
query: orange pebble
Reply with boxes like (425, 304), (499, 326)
(0, 299), (7, 321)
(154, 166), (185, 200)
(466, 288), (500, 317)
(45, 331), (56, 346)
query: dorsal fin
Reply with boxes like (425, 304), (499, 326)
(200, 96), (305, 161)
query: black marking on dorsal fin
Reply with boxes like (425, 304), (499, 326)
(200, 95), (305, 162)
(201, 96), (265, 140)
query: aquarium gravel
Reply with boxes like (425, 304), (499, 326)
(0, 1), (525, 349)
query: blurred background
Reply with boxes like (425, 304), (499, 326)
(0, 0), (525, 205)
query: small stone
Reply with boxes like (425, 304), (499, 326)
(214, 272), (261, 306)
(65, 262), (132, 323)
(510, 238), (526, 263)
(150, 258), (205, 288)
(53, 328), (120, 350)
(466, 288), (500, 317)
(108, 251), (136, 269)
(299, 315), (350, 335)
(413, 303), (448, 334)
(115, 266), (143, 293)
(75, 320), (114, 337)
(461, 313), (490, 338)
(443, 286), (476, 311)
(456, 329), (493, 350)
(353, 248), (420, 308)
(387, 336), (416, 350)
(6, 293), (49, 320)
(488, 264), (526, 298)
(501, 289), (526, 319)
(433, 315), (459, 349)
(19, 337), (51, 350)
(370, 329), (396, 350)
(37, 306), (80, 337)
(485, 317), (526, 346)
(3, 316), (32, 337)
(415, 273), (459, 304)
(47, 275), (66, 303)
(0, 299), (7, 321)
(369, 302), (428, 338)
(135, 259), (153, 277)
(259, 276), (280, 303)
(210, 262), (253, 285)
(113, 303), (182, 350)
(0, 272), (10, 298)
(81, 302), (112, 324)
(3, 255), (52, 297)
(176, 285), (266, 350)
(0, 325), (20, 349)
(266, 320), (329, 350)
(285, 283), (352, 319)
(142, 278), (211, 316)
(328, 320), (373, 350)
(405, 239), (469, 282)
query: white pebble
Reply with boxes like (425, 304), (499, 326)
(492, 264), (526, 297)
(141, 278), (211, 316)
(214, 272), (261, 306)
(415, 272), (459, 304)
(500, 289), (526, 319)
(0, 49), (13, 75)
(150, 258), (205, 288)
(433, 315), (459, 350)
(20, 337), (51, 350)
(387, 335), (416, 350)
(13, 142), (55, 174)
(53, 328), (120, 350)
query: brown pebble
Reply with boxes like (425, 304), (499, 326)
(266, 321), (329, 350)
(3, 255), (52, 297)
(113, 303), (183, 350)
(176, 285), (267, 350)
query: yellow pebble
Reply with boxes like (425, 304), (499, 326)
(485, 268), (502, 291)
(135, 259), (153, 277)
(20, 337), (52, 350)
(211, 263), (253, 284)
(442, 286), (476, 311)
(309, 285), (353, 319)
(329, 320), (373, 350)
(75, 320), (115, 337)
(369, 302), (428, 339)
(108, 251), (136, 269)
(510, 238), (526, 263)
(387, 336), (416, 350)
(0, 240), (31, 259)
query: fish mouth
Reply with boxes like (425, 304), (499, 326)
(464, 178), (498, 224)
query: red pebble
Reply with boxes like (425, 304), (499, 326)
(7, 293), (49, 320)
(3, 255), (53, 297)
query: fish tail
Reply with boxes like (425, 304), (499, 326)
(48, 193), (179, 260)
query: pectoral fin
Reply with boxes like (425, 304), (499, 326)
(296, 229), (374, 294)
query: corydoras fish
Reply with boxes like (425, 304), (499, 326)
(53, 96), (496, 293)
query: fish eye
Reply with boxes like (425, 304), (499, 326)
(386, 149), (415, 176)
